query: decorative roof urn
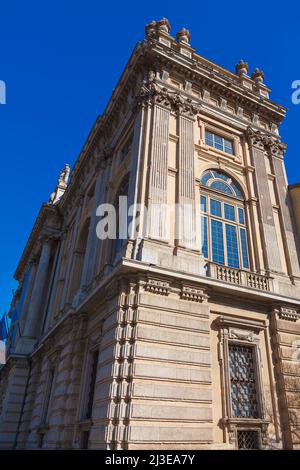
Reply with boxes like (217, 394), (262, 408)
(251, 68), (265, 84)
(156, 18), (171, 34)
(235, 59), (249, 76)
(145, 20), (157, 36)
(176, 28), (191, 44)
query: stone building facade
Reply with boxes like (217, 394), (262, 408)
(1, 18), (300, 450)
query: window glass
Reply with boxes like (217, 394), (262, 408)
(201, 216), (208, 258)
(224, 203), (235, 221)
(226, 224), (239, 268)
(211, 219), (224, 264)
(210, 198), (222, 217)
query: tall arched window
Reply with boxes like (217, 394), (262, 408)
(200, 169), (249, 269)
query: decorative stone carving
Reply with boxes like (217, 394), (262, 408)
(135, 75), (200, 116)
(144, 278), (170, 295)
(49, 164), (70, 204)
(229, 328), (254, 342)
(276, 306), (300, 322)
(246, 127), (286, 157)
(235, 60), (249, 76)
(181, 285), (207, 302)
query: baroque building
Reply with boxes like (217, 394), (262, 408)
(1, 18), (300, 450)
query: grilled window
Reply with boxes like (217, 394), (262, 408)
(237, 430), (260, 450)
(229, 344), (260, 419)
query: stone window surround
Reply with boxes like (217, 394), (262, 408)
(215, 315), (270, 449)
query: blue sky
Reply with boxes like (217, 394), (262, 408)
(1, 0), (300, 312)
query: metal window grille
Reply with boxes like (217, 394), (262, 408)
(237, 430), (260, 450)
(229, 344), (259, 418)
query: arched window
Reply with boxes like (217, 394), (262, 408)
(110, 175), (129, 262)
(200, 170), (249, 269)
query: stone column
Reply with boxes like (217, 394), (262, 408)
(92, 158), (112, 279)
(247, 129), (282, 273)
(176, 108), (198, 250)
(80, 156), (108, 290)
(126, 103), (150, 259)
(59, 195), (84, 310)
(19, 259), (38, 332)
(43, 235), (66, 332)
(23, 237), (52, 339)
(271, 145), (300, 278)
(147, 103), (170, 240)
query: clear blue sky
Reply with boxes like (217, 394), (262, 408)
(1, 0), (300, 312)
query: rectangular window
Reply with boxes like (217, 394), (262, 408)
(201, 216), (208, 258)
(226, 224), (239, 268)
(200, 195), (207, 212)
(238, 208), (245, 225)
(224, 203), (235, 221)
(211, 219), (224, 264)
(228, 344), (260, 419)
(210, 198), (222, 217)
(205, 131), (234, 155)
(85, 350), (99, 419)
(240, 228), (249, 269)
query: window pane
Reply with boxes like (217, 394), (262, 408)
(210, 198), (222, 217)
(201, 216), (208, 258)
(229, 344), (259, 419)
(214, 134), (223, 150)
(200, 195), (207, 212)
(205, 131), (214, 147)
(238, 208), (245, 225)
(224, 203), (235, 221)
(211, 219), (224, 264)
(212, 171), (229, 182)
(224, 139), (233, 155)
(240, 228), (249, 269)
(210, 181), (233, 196)
(226, 224), (239, 268)
(201, 170), (213, 186)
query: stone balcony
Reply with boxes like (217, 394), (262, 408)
(207, 262), (273, 292)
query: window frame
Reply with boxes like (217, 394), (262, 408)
(200, 185), (250, 270)
(215, 315), (270, 449)
(205, 130), (235, 156)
